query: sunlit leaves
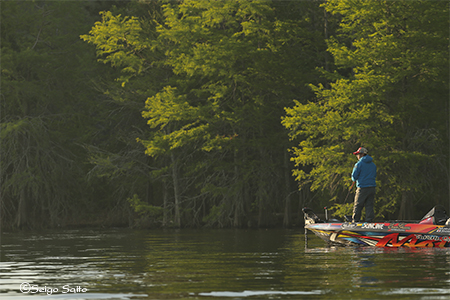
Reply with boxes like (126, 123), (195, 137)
(81, 11), (152, 85)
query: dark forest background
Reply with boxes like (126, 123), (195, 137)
(1, 0), (449, 230)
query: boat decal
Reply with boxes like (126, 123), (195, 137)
(415, 234), (445, 241)
(387, 223), (411, 231)
(309, 228), (450, 248)
(433, 227), (450, 234)
(376, 233), (448, 248)
(341, 223), (360, 229)
(362, 223), (385, 230)
(361, 239), (378, 247)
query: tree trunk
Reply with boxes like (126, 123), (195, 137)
(283, 151), (291, 227)
(297, 184), (310, 224)
(258, 199), (263, 228)
(163, 180), (168, 227)
(16, 189), (27, 229)
(171, 153), (181, 227)
(397, 191), (413, 220)
(233, 150), (243, 228)
(323, 5), (329, 73)
(233, 201), (241, 228)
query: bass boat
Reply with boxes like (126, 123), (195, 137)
(303, 206), (450, 248)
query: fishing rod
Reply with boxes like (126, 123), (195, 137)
(344, 181), (355, 203)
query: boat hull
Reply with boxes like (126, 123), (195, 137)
(305, 222), (450, 248)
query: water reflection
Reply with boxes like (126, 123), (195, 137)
(196, 290), (324, 297)
(0, 229), (449, 299)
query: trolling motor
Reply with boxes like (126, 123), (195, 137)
(303, 207), (327, 249)
(302, 207), (323, 225)
(302, 207), (321, 249)
(302, 206), (342, 225)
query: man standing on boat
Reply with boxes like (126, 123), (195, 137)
(351, 147), (377, 222)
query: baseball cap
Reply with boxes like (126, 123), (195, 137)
(353, 147), (368, 155)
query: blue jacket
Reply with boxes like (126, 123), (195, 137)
(352, 155), (377, 188)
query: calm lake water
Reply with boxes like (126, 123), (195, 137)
(0, 228), (449, 300)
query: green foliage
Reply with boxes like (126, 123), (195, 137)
(79, 1), (168, 228)
(81, 0), (339, 227)
(202, 203), (226, 227)
(80, 11), (152, 86)
(329, 203), (353, 219)
(127, 194), (164, 228)
(138, 86), (217, 156)
(283, 0), (449, 219)
(143, 0), (328, 227)
(128, 194), (163, 216)
(1, 0), (107, 228)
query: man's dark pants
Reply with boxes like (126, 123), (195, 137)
(352, 187), (375, 222)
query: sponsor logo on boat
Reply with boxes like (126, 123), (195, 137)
(415, 234), (443, 241)
(434, 227), (450, 233)
(387, 223), (411, 231)
(362, 223), (385, 230)
(341, 223), (359, 229)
